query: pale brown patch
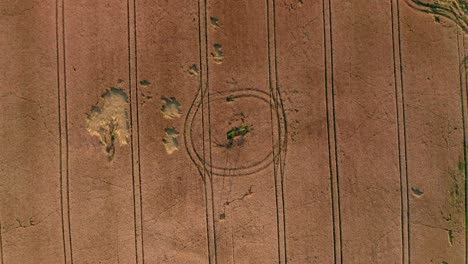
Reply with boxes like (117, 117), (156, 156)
(86, 87), (130, 160)
(161, 96), (182, 119)
(211, 44), (224, 64)
(162, 128), (179, 155)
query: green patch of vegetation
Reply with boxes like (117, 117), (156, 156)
(164, 127), (179, 136)
(188, 64), (199, 75)
(227, 125), (251, 140)
(211, 44), (224, 64)
(214, 44), (223, 55)
(210, 17), (220, 27)
(140, 80), (151, 86)
(219, 213), (225, 220)
(411, 187), (424, 196)
(458, 160), (466, 173)
(408, 0), (468, 33)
